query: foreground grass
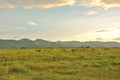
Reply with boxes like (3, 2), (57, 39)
(0, 48), (120, 80)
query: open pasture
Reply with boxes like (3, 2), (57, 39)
(0, 48), (120, 80)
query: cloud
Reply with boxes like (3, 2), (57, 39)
(0, 29), (5, 32)
(85, 10), (98, 16)
(0, 0), (75, 9)
(113, 37), (120, 41)
(79, 0), (120, 9)
(16, 27), (25, 30)
(13, 36), (20, 39)
(27, 21), (38, 26)
(96, 29), (108, 32)
(116, 27), (120, 29)
(0, 0), (120, 9)
(96, 37), (103, 41)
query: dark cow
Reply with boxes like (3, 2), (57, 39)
(36, 49), (41, 52)
(71, 49), (75, 52)
(92, 48), (95, 51)
(104, 48), (109, 50)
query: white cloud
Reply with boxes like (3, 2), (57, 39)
(79, 0), (120, 9)
(116, 27), (120, 29)
(96, 29), (108, 32)
(0, 0), (75, 9)
(0, 29), (5, 32)
(96, 37), (103, 41)
(0, 0), (120, 9)
(113, 37), (120, 41)
(86, 10), (98, 16)
(16, 27), (25, 30)
(27, 21), (38, 26)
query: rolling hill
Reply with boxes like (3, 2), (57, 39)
(0, 39), (120, 48)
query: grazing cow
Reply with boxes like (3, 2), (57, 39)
(61, 48), (67, 52)
(71, 49), (75, 52)
(92, 48), (95, 51)
(36, 49), (41, 52)
(80, 48), (85, 51)
(104, 48), (109, 50)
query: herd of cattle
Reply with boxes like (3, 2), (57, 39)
(35, 48), (111, 53)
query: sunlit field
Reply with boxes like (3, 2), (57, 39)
(0, 48), (120, 80)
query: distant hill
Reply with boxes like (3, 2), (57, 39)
(0, 39), (120, 48)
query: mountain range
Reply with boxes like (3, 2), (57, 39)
(0, 39), (120, 48)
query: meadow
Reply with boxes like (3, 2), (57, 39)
(0, 48), (120, 80)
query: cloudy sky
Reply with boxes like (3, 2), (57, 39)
(0, 0), (120, 42)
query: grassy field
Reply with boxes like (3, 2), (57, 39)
(0, 48), (120, 80)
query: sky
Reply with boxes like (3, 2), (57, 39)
(0, 0), (120, 42)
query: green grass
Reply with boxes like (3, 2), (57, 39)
(0, 48), (120, 80)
